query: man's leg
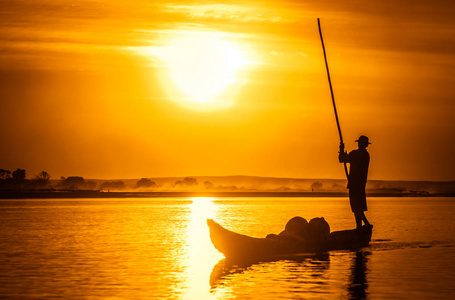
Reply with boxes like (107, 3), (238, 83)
(354, 212), (363, 229)
(355, 211), (371, 227)
(360, 212), (371, 227)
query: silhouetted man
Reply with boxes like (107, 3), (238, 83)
(339, 135), (372, 229)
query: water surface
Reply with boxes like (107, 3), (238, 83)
(1, 197), (454, 299)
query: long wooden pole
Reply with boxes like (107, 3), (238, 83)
(317, 18), (349, 179)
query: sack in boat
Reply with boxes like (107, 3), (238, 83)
(308, 217), (330, 242)
(283, 216), (309, 238)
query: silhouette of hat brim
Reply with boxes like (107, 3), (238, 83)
(355, 140), (371, 145)
(355, 135), (371, 144)
(355, 140), (371, 144)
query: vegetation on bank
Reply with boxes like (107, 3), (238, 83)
(0, 169), (51, 190)
(0, 168), (206, 192)
(1, 169), (153, 192)
(1, 168), (454, 196)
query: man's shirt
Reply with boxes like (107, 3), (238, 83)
(339, 149), (370, 188)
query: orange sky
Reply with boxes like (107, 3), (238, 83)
(0, 0), (454, 181)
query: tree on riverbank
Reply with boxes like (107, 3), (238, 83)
(0, 168), (53, 190)
(0, 169), (11, 179)
(174, 177), (198, 190)
(136, 178), (156, 189)
(0, 168), (27, 189)
(57, 176), (96, 190)
(12, 169), (26, 181)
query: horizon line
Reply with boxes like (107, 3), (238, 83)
(51, 175), (455, 183)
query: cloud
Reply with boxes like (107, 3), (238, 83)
(158, 2), (304, 24)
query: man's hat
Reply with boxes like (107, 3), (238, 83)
(355, 135), (371, 144)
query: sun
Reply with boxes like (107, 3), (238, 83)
(137, 32), (251, 110)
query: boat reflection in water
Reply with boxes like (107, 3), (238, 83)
(209, 247), (371, 298)
(185, 197), (223, 299)
(209, 253), (331, 290)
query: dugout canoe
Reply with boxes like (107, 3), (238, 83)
(207, 219), (372, 261)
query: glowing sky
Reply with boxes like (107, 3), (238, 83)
(0, 0), (454, 181)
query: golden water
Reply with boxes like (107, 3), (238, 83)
(1, 197), (454, 299)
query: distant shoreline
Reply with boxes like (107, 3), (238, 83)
(1, 190), (454, 199)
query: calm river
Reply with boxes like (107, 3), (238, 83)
(1, 197), (454, 299)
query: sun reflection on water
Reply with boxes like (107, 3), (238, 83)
(184, 197), (223, 299)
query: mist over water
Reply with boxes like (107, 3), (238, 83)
(0, 197), (454, 299)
